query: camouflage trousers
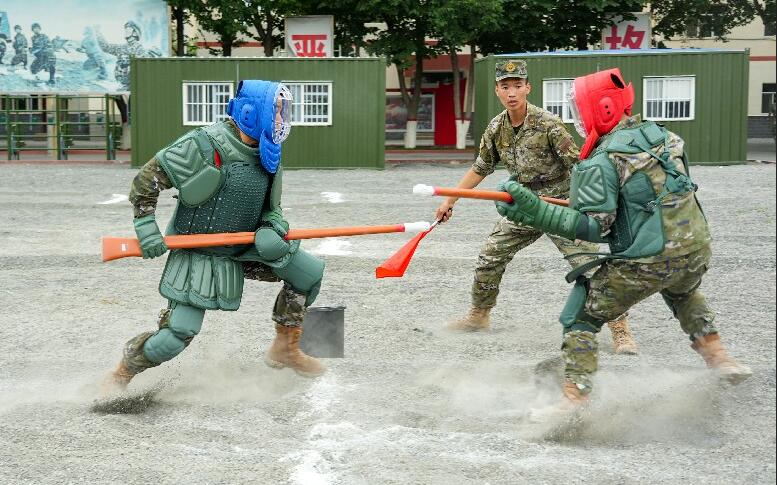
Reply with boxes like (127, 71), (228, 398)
(30, 53), (55, 75)
(563, 245), (717, 392)
(11, 53), (28, 67)
(471, 217), (601, 309)
(122, 261), (308, 374)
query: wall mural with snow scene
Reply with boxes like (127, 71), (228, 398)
(0, 0), (169, 94)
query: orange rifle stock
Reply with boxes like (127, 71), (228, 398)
(101, 223), (430, 262)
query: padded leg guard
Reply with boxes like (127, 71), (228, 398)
(143, 303), (205, 364)
(272, 248), (325, 306)
(559, 277), (605, 334)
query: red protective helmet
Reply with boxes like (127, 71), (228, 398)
(568, 68), (635, 159)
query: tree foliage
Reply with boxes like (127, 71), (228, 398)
(165, 0), (197, 56)
(651, 0), (758, 40)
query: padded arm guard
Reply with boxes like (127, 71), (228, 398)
(496, 180), (606, 242)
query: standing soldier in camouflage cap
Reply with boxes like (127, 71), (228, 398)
(436, 59), (638, 355)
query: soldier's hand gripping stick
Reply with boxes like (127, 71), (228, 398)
(412, 184), (569, 207)
(101, 222), (431, 262)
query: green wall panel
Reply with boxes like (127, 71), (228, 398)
(131, 58), (385, 169)
(474, 50), (749, 164)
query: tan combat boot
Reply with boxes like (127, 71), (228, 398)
(529, 379), (589, 422)
(692, 334), (752, 384)
(100, 359), (136, 395)
(264, 324), (326, 378)
(607, 315), (638, 355)
(445, 307), (491, 332)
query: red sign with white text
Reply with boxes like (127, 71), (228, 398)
(602, 13), (652, 50)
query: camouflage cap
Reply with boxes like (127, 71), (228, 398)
(495, 59), (528, 81)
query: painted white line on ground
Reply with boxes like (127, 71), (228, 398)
(321, 192), (345, 203)
(310, 238), (352, 256)
(97, 194), (128, 205)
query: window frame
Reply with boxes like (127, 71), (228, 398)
(385, 93), (435, 133)
(642, 76), (696, 122)
(761, 83), (776, 114)
(542, 78), (575, 123)
(283, 81), (333, 126)
(181, 81), (234, 126)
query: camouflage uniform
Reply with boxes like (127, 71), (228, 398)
(98, 35), (147, 89)
(122, 120), (310, 374)
(469, 60), (599, 310)
(563, 115), (716, 392)
(30, 30), (56, 81)
(11, 31), (28, 68)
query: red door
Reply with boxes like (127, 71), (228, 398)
(434, 80), (467, 146)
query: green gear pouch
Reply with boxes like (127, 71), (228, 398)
(271, 248), (325, 305)
(610, 171), (665, 258)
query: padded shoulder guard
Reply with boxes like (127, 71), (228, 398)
(570, 152), (619, 213)
(602, 121), (667, 155)
(156, 128), (224, 207)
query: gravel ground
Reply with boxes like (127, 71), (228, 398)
(0, 162), (774, 485)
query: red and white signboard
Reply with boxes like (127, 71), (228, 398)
(285, 15), (334, 57)
(602, 13), (652, 50)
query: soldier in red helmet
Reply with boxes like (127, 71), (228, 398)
(494, 68), (752, 415)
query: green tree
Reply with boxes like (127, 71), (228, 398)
(751, 0), (776, 35)
(242, 0), (315, 57)
(651, 0), (756, 41)
(347, 0), (443, 148)
(189, 0), (253, 56)
(166, 0), (199, 56)
(431, 0), (503, 147)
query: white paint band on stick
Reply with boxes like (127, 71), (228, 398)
(403, 221), (432, 233)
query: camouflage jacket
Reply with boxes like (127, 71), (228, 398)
(30, 33), (53, 56)
(129, 155), (172, 219)
(590, 115), (711, 262)
(99, 37), (147, 65)
(14, 33), (28, 53)
(472, 103), (579, 198)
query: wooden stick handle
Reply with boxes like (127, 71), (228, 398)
(101, 223), (420, 262)
(431, 187), (569, 207)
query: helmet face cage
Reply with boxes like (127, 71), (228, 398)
(273, 84), (293, 144)
(567, 84), (588, 138)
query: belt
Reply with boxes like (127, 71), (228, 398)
(524, 175), (566, 191)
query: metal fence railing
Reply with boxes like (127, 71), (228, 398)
(1, 94), (121, 160)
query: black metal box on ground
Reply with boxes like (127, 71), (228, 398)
(300, 306), (345, 358)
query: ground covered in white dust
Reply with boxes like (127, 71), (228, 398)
(0, 162), (774, 484)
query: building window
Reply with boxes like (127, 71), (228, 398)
(761, 83), (776, 113)
(182, 82), (234, 126)
(385, 93), (434, 132)
(685, 20), (717, 38)
(643, 76), (695, 121)
(542, 79), (574, 122)
(765, 20), (776, 36)
(284, 82), (332, 125)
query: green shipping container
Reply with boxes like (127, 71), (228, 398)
(131, 57), (386, 168)
(475, 49), (749, 164)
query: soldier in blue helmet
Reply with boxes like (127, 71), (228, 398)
(104, 81), (327, 392)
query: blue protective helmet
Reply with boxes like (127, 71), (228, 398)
(226, 80), (292, 174)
